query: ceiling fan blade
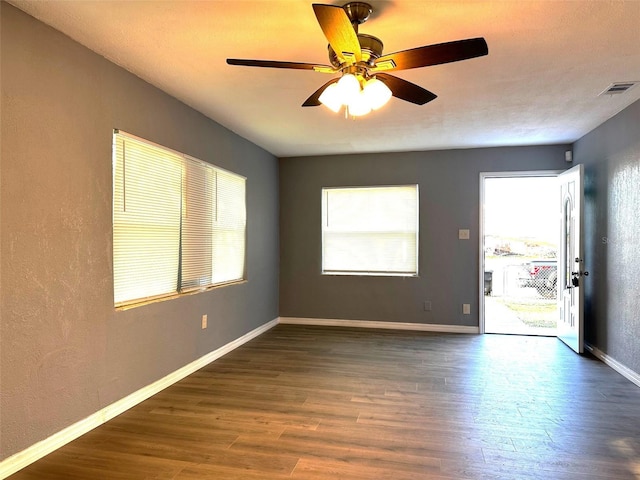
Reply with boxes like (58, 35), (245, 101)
(375, 73), (437, 105)
(302, 78), (340, 107)
(374, 37), (488, 71)
(227, 59), (333, 71)
(312, 4), (362, 63)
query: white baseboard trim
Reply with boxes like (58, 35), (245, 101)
(0, 318), (278, 479)
(585, 343), (640, 388)
(278, 317), (479, 334)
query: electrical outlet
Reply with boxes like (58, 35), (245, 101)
(201, 314), (208, 329)
(463, 304), (471, 315)
(423, 301), (432, 311)
(459, 229), (470, 240)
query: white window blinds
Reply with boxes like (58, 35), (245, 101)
(212, 170), (247, 284)
(113, 131), (246, 307)
(181, 157), (246, 290)
(322, 185), (418, 275)
(113, 134), (182, 305)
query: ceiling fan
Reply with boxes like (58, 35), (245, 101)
(227, 2), (488, 116)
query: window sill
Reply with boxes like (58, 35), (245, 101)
(322, 272), (419, 277)
(115, 279), (248, 311)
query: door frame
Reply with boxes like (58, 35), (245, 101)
(479, 170), (563, 334)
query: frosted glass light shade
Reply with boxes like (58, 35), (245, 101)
(336, 73), (360, 103)
(363, 77), (392, 110)
(318, 83), (343, 113)
(347, 91), (372, 117)
(319, 73), (390, 116)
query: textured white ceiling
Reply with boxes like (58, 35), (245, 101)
(8, 0), (640, 157)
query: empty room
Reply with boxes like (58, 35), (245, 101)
(1, 1), (640, 479)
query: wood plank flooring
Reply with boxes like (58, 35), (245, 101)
(9, 325), (640, 479)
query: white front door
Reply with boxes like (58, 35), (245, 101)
(558, 164), (586, 353)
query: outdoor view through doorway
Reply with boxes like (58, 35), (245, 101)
(483, 175), (559, 336)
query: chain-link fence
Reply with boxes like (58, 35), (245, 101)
(485, 260), (557, 298)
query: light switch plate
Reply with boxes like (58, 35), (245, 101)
(459, 229), (470, 240)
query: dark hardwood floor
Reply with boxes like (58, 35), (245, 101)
(9, 325), (640, 479)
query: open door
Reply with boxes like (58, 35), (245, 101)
(558, 164), (587, 353)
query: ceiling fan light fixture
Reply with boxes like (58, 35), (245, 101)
(320, 72), (368, 115)
(363, 77), (392, 110)
(319, 73), (389, 116)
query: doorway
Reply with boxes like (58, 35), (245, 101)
(480, 172), (560, 335)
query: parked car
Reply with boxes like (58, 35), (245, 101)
(518, 260), (557, 298)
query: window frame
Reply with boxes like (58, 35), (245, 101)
(112, 130), (247, 309)
(321, 184), (419, 277)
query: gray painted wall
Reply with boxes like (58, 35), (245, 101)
(1, 3), (279, 459)
(280, 145), (570, 325)
(574, 99), (640, 375)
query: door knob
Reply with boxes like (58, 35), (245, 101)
(570, 270), (589, 288)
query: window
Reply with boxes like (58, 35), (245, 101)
(113, 131), (246, 307)
(321, 185), (418, 276)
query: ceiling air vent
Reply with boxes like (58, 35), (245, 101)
(599, 82), (638, 96)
